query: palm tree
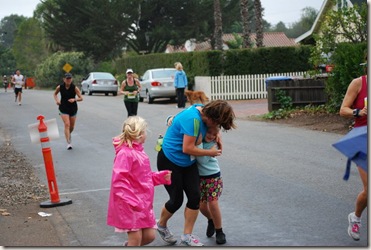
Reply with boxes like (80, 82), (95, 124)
(254, 0), (263, 47)
(214, 0), (223, 50)
(240, 0), (251, 48)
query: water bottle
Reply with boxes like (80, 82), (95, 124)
(155, 134), (163, 152)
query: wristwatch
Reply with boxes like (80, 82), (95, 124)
(353, 109), (360, 117)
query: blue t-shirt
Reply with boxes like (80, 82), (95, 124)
(162, 105), (207, 167)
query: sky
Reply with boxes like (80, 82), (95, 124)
(0, 0), (325, 26)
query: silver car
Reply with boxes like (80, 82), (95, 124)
(139, 68), (177, 104)
(81, 72), (118, 96)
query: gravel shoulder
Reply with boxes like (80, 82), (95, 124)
(0, 135), (61, 246)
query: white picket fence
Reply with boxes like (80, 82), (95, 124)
(194, 72), (307, 100)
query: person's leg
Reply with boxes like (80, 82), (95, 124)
(156, 149), (182, 244)
(348, 166), (367, 241)
(209, 201), (222, 229)
(69, 115), (77, 142)
(355, 166), (367, 217)
(18, 91), (22, 103)
(180, 88), (185, 107)
(182, 163), (201, 235)
(176, 88), (182, 108)
(183, 207), (199, 235)
(140, 228), (156, 246)
(133, 102), (139, 116)
(60, 114), (71, 143)
(199, 201), (211, 219)
(124, 101), (131, 117)
(69, 116), (76, 134)
(127, 230), (142, 246)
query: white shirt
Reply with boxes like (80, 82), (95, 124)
(13, 74), (24, 89)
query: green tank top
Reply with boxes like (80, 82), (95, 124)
(123, 80), (139, 102)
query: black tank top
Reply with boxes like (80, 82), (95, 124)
(59, 83), (78, 114)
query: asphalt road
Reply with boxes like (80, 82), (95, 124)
(0, 89), (367, 247)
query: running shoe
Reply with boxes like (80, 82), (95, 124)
(348, 212), (361, 241)
(157, 222), (177, 244)
(67, 144), (73, 150)
(179, 234), (204, 246)
(206, 219), (215, 237)
(216, 231), (226, 244)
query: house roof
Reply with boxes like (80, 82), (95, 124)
(166, 32), (297, 53)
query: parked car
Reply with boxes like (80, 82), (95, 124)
(81, 72), (118, 96)
(138, 68), (177, 104)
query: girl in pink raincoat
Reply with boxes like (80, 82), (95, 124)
(107, 116), (172, 246)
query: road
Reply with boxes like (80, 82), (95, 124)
(0, 89), (367, 247)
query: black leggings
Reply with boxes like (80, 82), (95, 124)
(176, 88), (185, 108)
(124, 101), (138, 117)
(157, 149), (200, 213)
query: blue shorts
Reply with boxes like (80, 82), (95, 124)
(59, 111), (77, 117)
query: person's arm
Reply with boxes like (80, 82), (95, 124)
(340, 77), (367, 118)
(134, 79), (141, 93)
(215, 132), (223, 152)
(183, 134), (221, 157)
(72, 87), (83, 102)
(174, 72), (178, 88)
(53, 85), (61, 105)
(120, 80), (127, 95)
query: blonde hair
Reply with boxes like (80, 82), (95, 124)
(174, 62), (183, 70)
(115, 116), (147, 147)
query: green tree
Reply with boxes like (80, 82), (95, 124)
(40, 0), (133, 62)
(254, 0), (263, 47)
(240, 0), (252, 48)
(213, 0), (223, 50)
(0, 47), (16, 76)
(285, 7), (318, 38)
(310, 2), (367, 68)
(34, 51), (94, 88)
(0, 15), (27, 49)
(13, 18), (49, 76)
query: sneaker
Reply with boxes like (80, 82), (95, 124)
(216, 231), (226, 244)
(348, 212), (361, 241)
(206, 219), (215, 237)
(67, 144), (73, 150)
(179, 234), (204, 246)
(157, 222), (177, 245)
(18, 102), (21, 106)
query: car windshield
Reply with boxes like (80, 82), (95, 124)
(93, 73), (115, 79)
(152, 70), (175, 79)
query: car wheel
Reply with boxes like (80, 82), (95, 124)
(105, 93), (109, 96)
(113, 92), (117, 96)
(146, 92), (154, 104)
(81, 88), (85, 95)
(170, 97), (176, 103)
(139, 96), (144, 102)
(87, 88), (93, 96)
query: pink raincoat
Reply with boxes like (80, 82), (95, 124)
(107, 138), (171, 230)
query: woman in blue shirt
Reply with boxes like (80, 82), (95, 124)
(156, 100), (236, 246)
(174, 62), (188, 108)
